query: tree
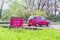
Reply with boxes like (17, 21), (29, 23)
(2, 0), (31, 21)
(34, 10), (48, 17)
(0, 0), (4, 19)
(54, 0), (57, 16)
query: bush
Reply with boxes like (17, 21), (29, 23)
(47, 15), (60, 22)
(34, 10), (48, 17)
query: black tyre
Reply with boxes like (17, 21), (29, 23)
(46, 23), (50, 27)
(40, 25), (42, 27)
(28, 25), (31, 26)
(35, 23), (39, 27)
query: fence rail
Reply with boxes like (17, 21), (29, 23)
(0, 21), (9, 24)
(0, 21), (27, 24)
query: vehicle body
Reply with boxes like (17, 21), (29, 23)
(27, 16), (50, 27)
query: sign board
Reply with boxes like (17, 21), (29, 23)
(10, 17), (23, 27)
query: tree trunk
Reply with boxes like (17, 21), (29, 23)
(54, 0), (57, 16)
(0, 0), (4, 19)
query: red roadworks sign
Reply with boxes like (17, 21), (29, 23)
(10, 17), (23, 27)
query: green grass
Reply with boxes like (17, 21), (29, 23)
(0, 27), (60, 40)
(51, 22), (60, 24)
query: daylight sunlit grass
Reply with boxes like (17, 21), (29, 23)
(0, 26), (60, 40)
(51, 22), (60, 24)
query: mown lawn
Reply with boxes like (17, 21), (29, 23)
(51, 22), (60, 24)
(0, 27), (60, 40)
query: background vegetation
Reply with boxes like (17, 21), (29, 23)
(0, 0), (60, 21)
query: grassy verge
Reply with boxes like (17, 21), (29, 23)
(51, 22), (60, 25)
(0, 26), (59, 40)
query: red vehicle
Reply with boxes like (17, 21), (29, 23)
(27, 16), (50, 27)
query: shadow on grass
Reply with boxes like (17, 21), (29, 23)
(22, 27), (44, 30)
(2, 26), (21, 28)
(2, 26), (10, 28)
(2, 25), (50, 30)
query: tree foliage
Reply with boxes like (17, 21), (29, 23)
(2, 0), (31, 21)
(34, 10), (48, 17)
(2, 0), (60, 21)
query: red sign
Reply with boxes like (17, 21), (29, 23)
(10, 17), (23, 27)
